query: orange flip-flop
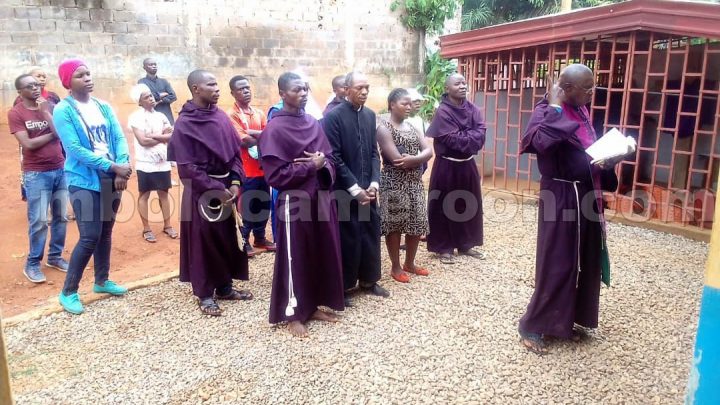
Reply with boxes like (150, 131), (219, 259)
(403, 265), (430, 276)
(391, 271), (410, 283)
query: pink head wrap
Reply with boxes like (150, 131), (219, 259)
(57, 59), (87, 89)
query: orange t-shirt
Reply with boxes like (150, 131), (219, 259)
(227, 103), (267, 178)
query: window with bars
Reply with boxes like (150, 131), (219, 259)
(461, 31), (720, 229)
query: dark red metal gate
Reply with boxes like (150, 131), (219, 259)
(458, 32), (719, 229)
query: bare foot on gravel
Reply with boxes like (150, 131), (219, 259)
(311, 309), (340, 322)
(287, 321), (309, 338)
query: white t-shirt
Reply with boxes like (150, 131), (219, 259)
(406, 115), (427, 137)
(128, 108), (172, 173)
(75, 99), (111, 159)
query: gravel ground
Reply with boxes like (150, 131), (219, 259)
(5, 196), (707, 404)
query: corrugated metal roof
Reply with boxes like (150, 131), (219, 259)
(440, 0), (720, 58)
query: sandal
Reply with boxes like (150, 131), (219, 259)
(391, 271), (410, 283)
(403, 265), (430, 276)
(438, 253), (456, 264)
(143, 230), (157, 243)
(216, 289), (254, 301)
(519, 330), (548, 355)
(459, 248), (486, 260)
(571, 327), (589, 342)
(198, 297), (222, 316)
(163, 226), (179, 239)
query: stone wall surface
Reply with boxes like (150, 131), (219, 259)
(0, 0), (424, 123)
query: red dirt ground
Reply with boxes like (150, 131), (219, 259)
(0, 123), (181, 318)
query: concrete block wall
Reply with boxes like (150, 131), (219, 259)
(0, 0), (424, 124)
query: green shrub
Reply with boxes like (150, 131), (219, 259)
(390, 0), (462, 35)
(417, 51), (457, 121)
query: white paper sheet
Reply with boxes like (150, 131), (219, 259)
(585, 128), (637, 164)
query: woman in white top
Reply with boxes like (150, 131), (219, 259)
(405, 88), (427, 138)
(128, 84), (177, 242)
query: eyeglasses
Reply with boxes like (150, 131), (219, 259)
(560, 82), (596, 95)
(20, 83), (40, 90)
(573, 84), (595, 94)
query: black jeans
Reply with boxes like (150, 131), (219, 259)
(62, 176), (122, 295)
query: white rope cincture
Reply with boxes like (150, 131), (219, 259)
(208, 172), (230, 179)
(200, 203), (225, 223)
(552, 178), (582, 288)
(284, 193), (297, 317)
(199, 173), (231, 223)
(441, 155), (474, 162)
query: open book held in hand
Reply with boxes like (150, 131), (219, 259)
(585, 128), (637, 165)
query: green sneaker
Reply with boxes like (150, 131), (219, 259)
(59, 292), (84, 315)
(93, 280), (128, 296)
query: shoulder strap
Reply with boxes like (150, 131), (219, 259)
(66, 97), (95, 150)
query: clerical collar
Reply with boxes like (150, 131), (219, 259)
(344, 99), (363, 112)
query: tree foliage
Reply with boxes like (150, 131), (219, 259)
(390, 0), (462, 34)
(462, 0), (625, 31)
(391, 0), (629, 119)
(417, 51), (458, 120)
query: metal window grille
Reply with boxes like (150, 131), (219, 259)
(458, 31), (720, 229)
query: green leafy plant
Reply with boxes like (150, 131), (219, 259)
(390, 0), (462, 35)
(461, 0), (624, 31)
(417, 50), (458, 120)
(390, 0), (461, 77)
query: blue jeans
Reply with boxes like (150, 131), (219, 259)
(240, 177), (271, 242)
(63, 175), (121, 295)
(23, 168), (68, 267)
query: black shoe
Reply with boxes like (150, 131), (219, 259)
(344, 295), (353, 307)
(244, 243), (256, 258)
(361, 283), (390, 298)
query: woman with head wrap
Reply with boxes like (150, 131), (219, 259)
(52, 59), (132, 315)
(128, 83), (177, 243)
